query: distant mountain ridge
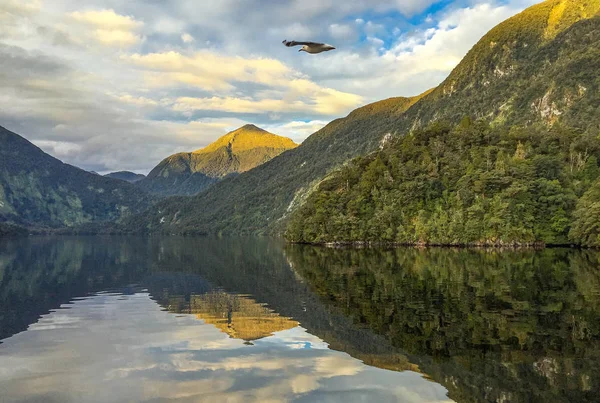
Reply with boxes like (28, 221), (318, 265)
(105, 171), (146, 183)
(0, 126), (152, 228)
(138, 124), (297, 196)
(121, 0), (600, 236)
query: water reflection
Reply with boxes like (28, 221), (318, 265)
(0, 237), (450, 403)
(284, 246), (600, 403)
(0, 237), (599, 402)
(163, 289), (299, 342)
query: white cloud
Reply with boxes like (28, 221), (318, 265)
(152, 16), (186, 34)
(329, 24), (357, 41)
(70, 9), (144, 47)
(70, 9), (142, 30)
(299, 1), (538, 100)
(181, 33), (194, 43)
(126, 50), (294, 91)
(264, 120), (329, 143)
(0, 0), (42, 39)
(33, 140), (83, 160)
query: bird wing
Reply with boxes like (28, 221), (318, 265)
(282, 40), (322, 47)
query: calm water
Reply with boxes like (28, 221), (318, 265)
(0, 238), (599, 403)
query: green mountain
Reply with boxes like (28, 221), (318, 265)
(137, 124), (297, 196)
(104, 171), (146, 183)
(0, 126), (152, 228)
(124, 0), (600, 236)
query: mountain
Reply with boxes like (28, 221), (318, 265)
(123, 0), (600, 236)
(137, 124), (297, 196)
(395, 0), (600, 132)
(104, 171), (146, 183)
(123, 94), (427, 234)
(0, 126), (153, 228)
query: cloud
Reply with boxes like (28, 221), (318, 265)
(329, 24), (358, 41)
(152, 16), (186, 35)
(264, 120), (329, 144)
(70, 9), (144, 47)
(181, 33), (194, 43)
(298, 1), (538, 99)
(0, 0), (42, 39)
(390, 0), (444, 16)
(126, 51), (293, 91)
(172, 89), (361, 116)
(125, 50), (363, 117)
(70, 9), (142, 30)
(171, 79), (363, 117)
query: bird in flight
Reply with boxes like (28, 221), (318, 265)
(282, 40), (336, 54)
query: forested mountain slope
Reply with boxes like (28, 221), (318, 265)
(286, 120), (600, 246)
(0, 126), (152, 228)
(104, 171), (146, 183)
(124, 0), (600, 236)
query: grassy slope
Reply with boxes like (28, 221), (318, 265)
(397, 0), (600, 131)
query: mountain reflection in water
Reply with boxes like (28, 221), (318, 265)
(0, 236), (599, 402)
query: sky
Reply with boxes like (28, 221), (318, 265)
(0, 0), (541, 174)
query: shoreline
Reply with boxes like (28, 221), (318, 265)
(0, 229), (588, 250)
(286, 240), (582, 250)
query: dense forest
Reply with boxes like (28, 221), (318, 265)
(286, 120), (600, 246)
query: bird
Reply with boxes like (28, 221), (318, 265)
(282, 40), (336, 54)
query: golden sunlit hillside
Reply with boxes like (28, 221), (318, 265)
(138, 124), (297, 196)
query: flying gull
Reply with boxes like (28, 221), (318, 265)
(282, 40), (336, 54)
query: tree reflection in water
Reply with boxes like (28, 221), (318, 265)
(284, 245), (600, 403)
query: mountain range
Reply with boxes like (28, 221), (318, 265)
(122, 0), (600, 239)
(0, 124), (296, 232)
(137, 124), (297, 196)
(1, 0), (600, 246)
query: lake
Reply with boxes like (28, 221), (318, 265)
(0, 237), (599, 402)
